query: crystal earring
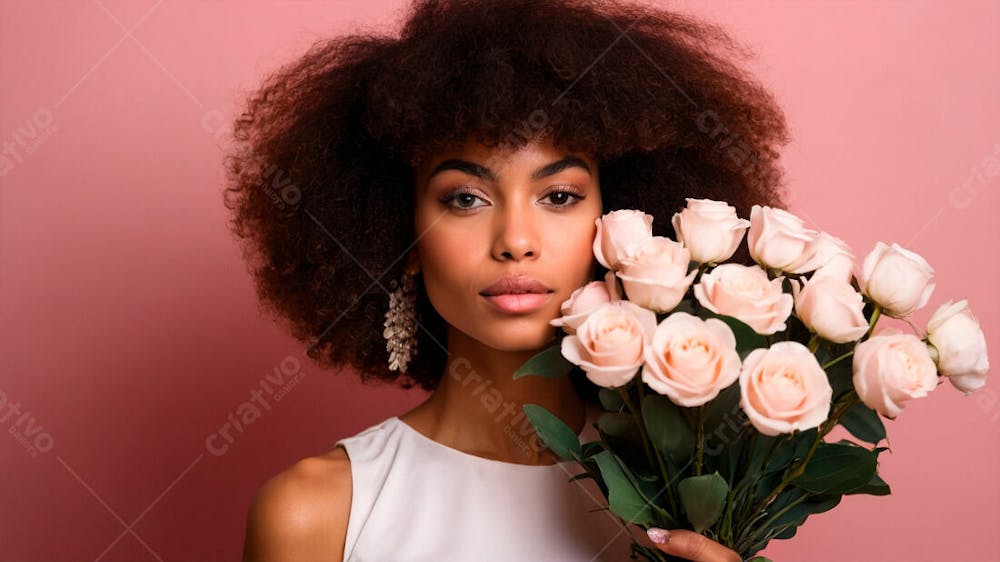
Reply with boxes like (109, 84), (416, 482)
(384, 269), (418, 372)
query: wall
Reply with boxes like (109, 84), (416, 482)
(1, 1), (997, 560)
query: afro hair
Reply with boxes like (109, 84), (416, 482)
(222, 0), (792, 396)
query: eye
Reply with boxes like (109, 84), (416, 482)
(440, 187), (489, 211)
(541, 186), (586, 208)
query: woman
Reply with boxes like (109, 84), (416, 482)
(225, 0), (789, 560)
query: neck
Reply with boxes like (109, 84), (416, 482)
(401, 327), (590, 465)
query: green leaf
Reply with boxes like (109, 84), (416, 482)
(641, 393), (694, 469)
(596, 412), (635, 437)
(839, 402), (886, 445)
(513, 344), (573, 379)
(669, 299), (698, 316)
(770, 493), (842, 529)
(794, 442), (877, 494)
(748, 557), (774, 562)
(592, 450), (656, 526)
(746, 434), (779, 477)
(825, 354), (855, 401)
(521, 403), (582, 461)
(701, 383), (745, 479)
(718, 438), (744, 484)
(598, 387), (624, 411)
(678, 472), (730, 532)
(703, 383), (743, 442)
(767, 486), (809, 515)
(754, 470), (784, 503)
(845, 471), (891, 496)
(705, 382), (747, 428)
(765, 428), (816, 474)
(701, 312), (768, 359)
(581, 440), (605, 459)
(774, 525), (797, 540)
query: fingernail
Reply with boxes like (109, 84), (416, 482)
(647, 527), (670, 544)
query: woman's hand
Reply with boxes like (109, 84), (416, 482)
(646, 527), (742, 562)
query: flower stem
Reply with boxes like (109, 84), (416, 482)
(821, 350), (854, 370)
(618, 383), (655, 465)
(744, 390), (860, 525)
(807, 334), (820, 353)
(865, 304), (883, 339)
(692, 262), (708, 286)
(636, 381), (680, 515)
(619, 380), (677, 517)
(694, 404), (705, 476)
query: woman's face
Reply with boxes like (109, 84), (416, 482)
(412, 137), (603, 352)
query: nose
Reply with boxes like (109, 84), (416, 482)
(491, 202), (538, 261)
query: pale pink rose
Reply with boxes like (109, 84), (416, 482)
(791, 276), (868, 344)
(811, 252), (856, 284)
(926, 299), (990, 394)
(642, 312), (741, 407)
(604, 270), (623, 301)
(852, 328), (939, 418)
(593, 210), (654, 270)
(739, 341), (832, 435)
(671, 198), (750, 264)
(604, 269), (623, 301)
(860, 242), (935, 318)
(693, 263), (793, 335)
(549, 272), (620, 335)
(560, 300), (658, 388)
(804, 232), (856, 283)
(748, 205), (820, 274)
(616, 236), (697, 313)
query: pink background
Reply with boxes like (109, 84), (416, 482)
(2, 1), (998, 560)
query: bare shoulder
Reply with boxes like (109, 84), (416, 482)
(242, 445), (353, 562)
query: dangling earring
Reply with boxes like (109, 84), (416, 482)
(384, 269), (418, 372)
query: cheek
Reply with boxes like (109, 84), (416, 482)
(414, 223), (481, 312)
(557, 216), (599, 281)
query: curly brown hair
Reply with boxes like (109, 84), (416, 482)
(222, 0), (791, 397)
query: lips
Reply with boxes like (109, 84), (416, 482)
(481, 292), (552, 314)
(479, 274), (554, 314)
(479, 274), (553, 297)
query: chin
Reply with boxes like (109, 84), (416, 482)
(473, 322), (558, 353)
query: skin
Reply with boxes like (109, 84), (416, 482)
(241, 135), (740, 562)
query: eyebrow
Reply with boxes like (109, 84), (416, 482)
(425, 154), (592, 183)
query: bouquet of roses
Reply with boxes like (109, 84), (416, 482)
(513, 199), (991, 561)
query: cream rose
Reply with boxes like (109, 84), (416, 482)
(642, 312), (741, 407)
(550, 271), (620, 335)
(671, 198), (750, 264)
(805, 232), (856, 283)
(811, 252), (856, 284)
(560, 300), (657, 388)
(616, 236), (697, 313)
(693, 263), (793, 335)
(748, 205), (820, 274)
(852, 328), (939, 418)
(926, 299), (990, 394)
(739, 341), (832, 435)
(593, 210), (654, 270)
(791, 276), (868, 343)
(860, 242), (935, 318)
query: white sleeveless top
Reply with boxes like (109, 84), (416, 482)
(334, 414), (640, 561)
